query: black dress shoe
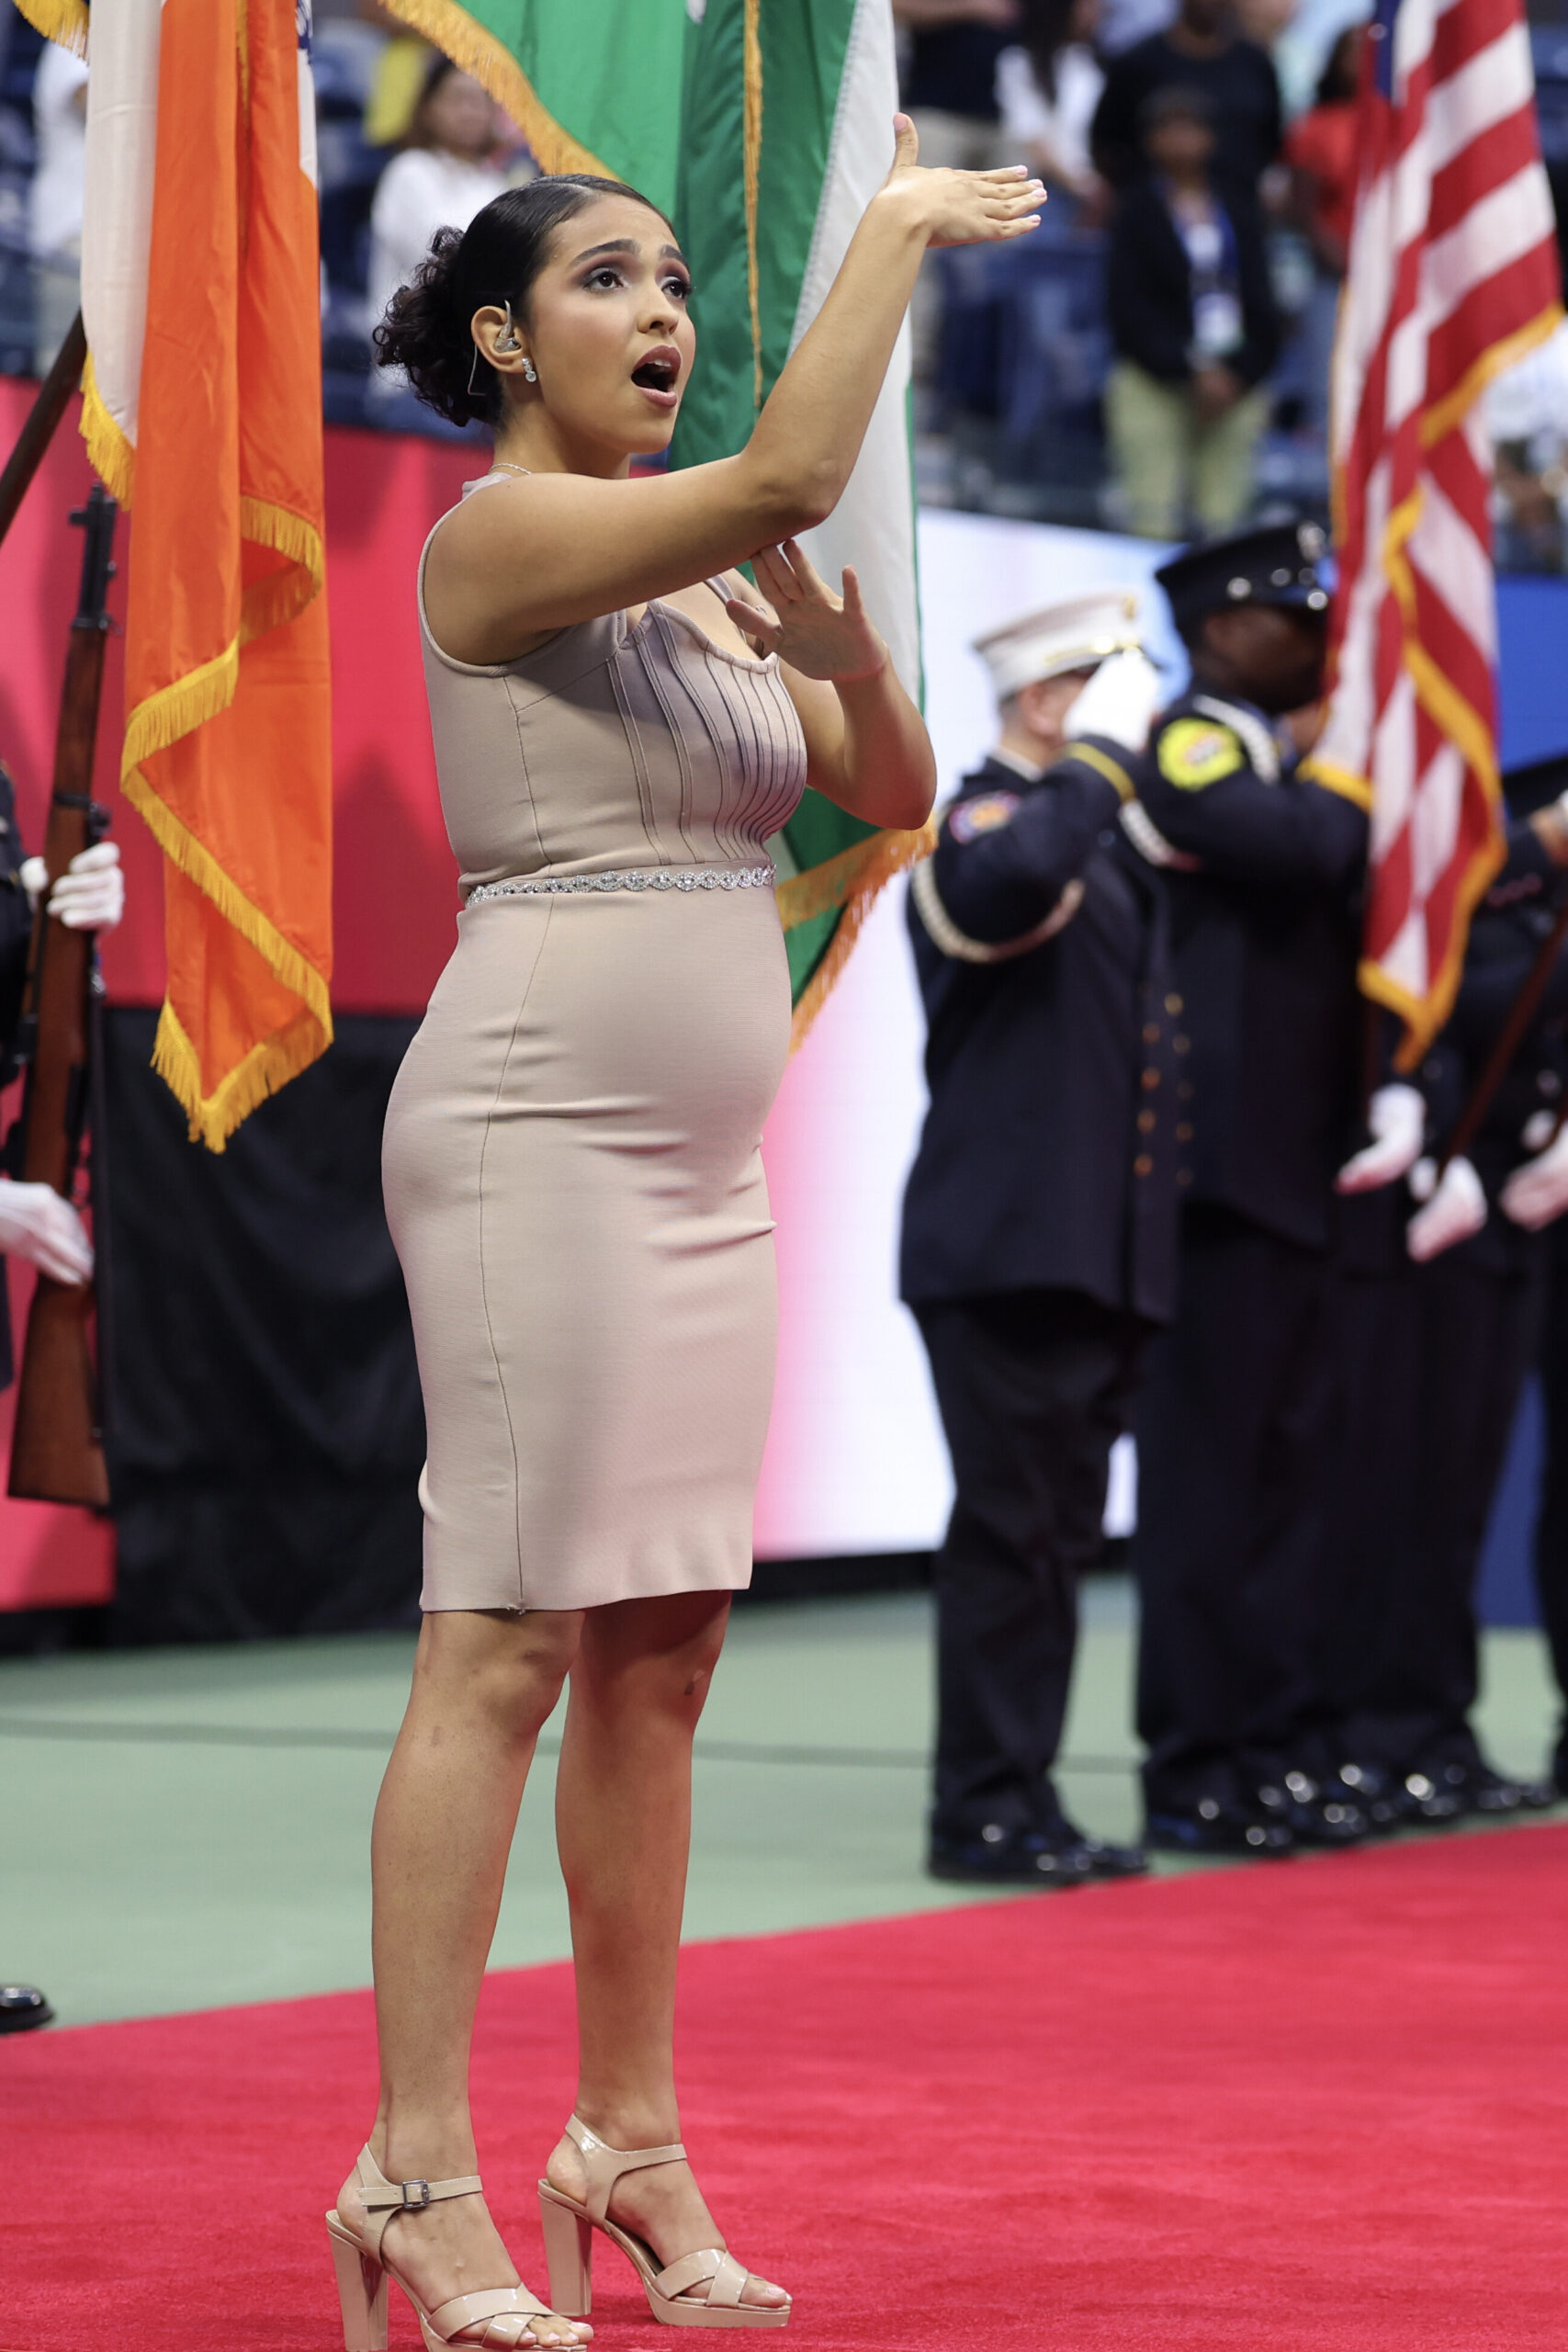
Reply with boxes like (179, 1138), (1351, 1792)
(0, 1984), (53, 2034)
(1333, 1760), (1404, 1829)
(928, 1820), (1138, 1887)
(1394, 1764), (1467, 1824)
(1256, 1770), (1373, 1848)
(1144, 1799), (1294, 1857)
(1067, 1832), (1150, 1881)
(1396, 1756), (1553, 1823)
(1448, 1760), (1556, 1815)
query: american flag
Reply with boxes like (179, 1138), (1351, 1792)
(1306, 0), (1562, 1061)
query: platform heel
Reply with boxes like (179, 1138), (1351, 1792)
(325, 2145), (590, 2349)
(328, 2215), (390, 2351)
(537, 2116), (788, 2330)
(537, 2191), (595, 2317)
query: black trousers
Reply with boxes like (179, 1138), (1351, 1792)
(1320, 1221), (1543, 1777)
(1134, 1205), (1336, 1812)
(1530, 1218), (1568, 1777)
(916, 1288), (1151, 1837)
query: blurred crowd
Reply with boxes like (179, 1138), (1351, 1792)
(0, 0), (536, 437)
(898, 0), (1568, 561)
(0, 0), (1564, 544)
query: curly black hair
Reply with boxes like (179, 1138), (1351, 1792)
(373, 175), (673, 428)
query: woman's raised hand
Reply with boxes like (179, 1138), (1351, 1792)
(726, 542), (887, 684)
(876, 112), (1043, 251)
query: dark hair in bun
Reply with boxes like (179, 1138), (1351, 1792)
(373, 175), (672, 429)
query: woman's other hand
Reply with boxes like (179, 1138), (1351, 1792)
(727, 542), (887, 684)
(876, 114), (1044, 251)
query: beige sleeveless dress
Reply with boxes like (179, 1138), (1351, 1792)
(383, 478), (807, 1611)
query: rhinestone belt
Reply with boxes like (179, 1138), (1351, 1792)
(466, 863), (776, 906)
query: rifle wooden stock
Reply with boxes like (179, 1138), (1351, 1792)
(7, 485), (116, 1508)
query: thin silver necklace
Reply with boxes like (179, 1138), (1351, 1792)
(491, 460), (531, 476)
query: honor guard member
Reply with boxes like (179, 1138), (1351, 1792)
(0, 758), (123, 2034)
(900, 590), (1176, 1886)
(1126, 522), (1379, 1857)
(1325, 778), (1568, 1819)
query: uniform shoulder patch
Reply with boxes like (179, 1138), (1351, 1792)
(948, 790), (1021, 842)
(1156, 717), (1246, 791)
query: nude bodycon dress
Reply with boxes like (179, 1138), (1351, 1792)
(383, 477), (807, 1611)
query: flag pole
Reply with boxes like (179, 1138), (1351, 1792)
(0, 311), (86, 554)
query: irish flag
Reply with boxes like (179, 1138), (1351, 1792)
(18, 0), (333, 1150)
(383, 0), (928, 1040)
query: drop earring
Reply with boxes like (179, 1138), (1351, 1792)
(523, 358), (538, 383)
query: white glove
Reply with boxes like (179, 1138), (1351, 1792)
(1500, 1120), (1568, 1228)
(41, 840), (123, 931)
(1406, 1155), (1487, 1261)
(1334, 1083), (1427, 1193)
(0, 1178), (93, 1284)
(1063, 649), (1163, 754)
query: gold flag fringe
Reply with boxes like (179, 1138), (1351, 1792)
(119, 489), (334, 1148)
(239, 497), (327, 643)
(120, 758), (334, 1041)
(151, 999), (333, 1155)
(376, 0), (614, 175)
(80, 354), (136, 505)
(1325, 290), (1563, 1068)
(783, 820), (936, 1056)
(10, 0), (86, 56)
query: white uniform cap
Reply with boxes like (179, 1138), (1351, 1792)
(972, 589), (1142, 703)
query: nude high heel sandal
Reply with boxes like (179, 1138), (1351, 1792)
(536, 2115), (789, 2330)
(326, 2146), (588, 2351)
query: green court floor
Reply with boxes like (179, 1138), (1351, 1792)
(1, 1580), (1562, 2027)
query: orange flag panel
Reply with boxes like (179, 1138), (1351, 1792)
(122, 0), (332, 1149)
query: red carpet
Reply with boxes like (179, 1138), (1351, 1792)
(6, 1826), (1568, 2350)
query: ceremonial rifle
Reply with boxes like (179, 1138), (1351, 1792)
(6, 483), (117, 1507)
(1438, 898), (1568, 1173)
(0, 311), (86, 553)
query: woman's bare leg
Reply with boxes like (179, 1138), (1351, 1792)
(337, 1605), (591, 2347)
(544, 1592), (787, 2312)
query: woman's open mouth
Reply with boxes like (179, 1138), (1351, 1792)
(630, 347), (682, 410)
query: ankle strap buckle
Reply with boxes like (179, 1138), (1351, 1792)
(400, 2179), (432, 2210)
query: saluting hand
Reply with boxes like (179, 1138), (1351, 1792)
(727, 541), (888, 685)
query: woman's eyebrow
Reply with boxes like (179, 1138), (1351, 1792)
(570, 239), (690, 268)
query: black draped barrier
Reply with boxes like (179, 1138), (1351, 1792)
(101, 1009), (425, 1643)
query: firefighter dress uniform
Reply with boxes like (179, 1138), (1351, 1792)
(1125, 526), (1373, 1855)
(900, 593), (1179, 1884)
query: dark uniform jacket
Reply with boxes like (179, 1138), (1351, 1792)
(1127, 689), (1368, 1251)
(899, 743), (1180, 1325)
(1414, 819), (1568, 1276)
(0, 763), (33, 1389)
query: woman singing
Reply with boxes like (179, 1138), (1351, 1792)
(325, 119), (1041, 2348)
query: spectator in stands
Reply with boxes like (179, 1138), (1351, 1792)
(367, 56), (513, 431)
(997, 0), (1107, 210)
(1486, 319), (1568, 573)
(1091, 0), (1281, 195)
(1283, 23), (1361, 431)
(896, 0), (1022, 375)
(1104, 85), (1280, 537)
(28, 35), (86, 376)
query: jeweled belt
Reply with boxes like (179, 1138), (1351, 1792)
(466, 863), (776, 905)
